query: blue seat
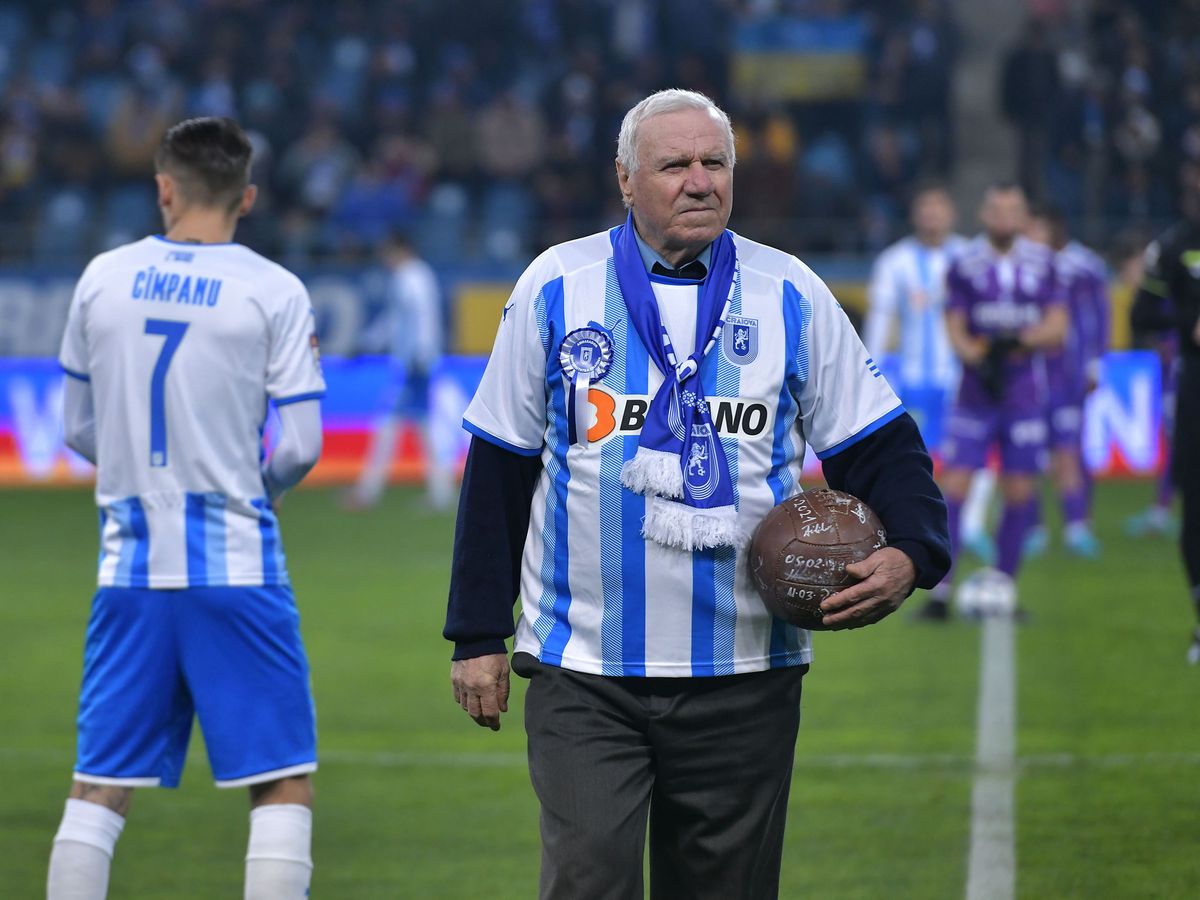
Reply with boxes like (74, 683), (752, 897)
(27, 40), (71, 88)
(79, 75), (127, 133)
(34, 188), (94, 264)
(0, 7), (29, 51)
(102, 184), (158, 249)
(416, 182), (470, 265)
(480, 182), (534, 262)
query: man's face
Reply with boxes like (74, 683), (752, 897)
(912, 190), (955, 241)
(616, 107), (733, 261)
(979, 188), (1028, 246)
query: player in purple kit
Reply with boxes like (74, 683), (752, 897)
(918, 183), (1068, 618)
(1024, 207), (1109, 558)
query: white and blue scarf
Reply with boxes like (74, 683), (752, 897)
(611, 215), (746, 551)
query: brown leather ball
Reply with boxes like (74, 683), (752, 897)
(748, 489), (887, 630)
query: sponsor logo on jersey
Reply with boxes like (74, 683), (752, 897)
(722, 315), (758, 365)
(584, 388), (770, 444)
(972, 299), (1043, 330)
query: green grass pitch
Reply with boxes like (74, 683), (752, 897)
(2, 481), (1197, 898)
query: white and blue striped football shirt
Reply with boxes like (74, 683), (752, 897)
(864, 235), (966, 392)
(59, 236), (325, 589)
(464, 230), (902, 677)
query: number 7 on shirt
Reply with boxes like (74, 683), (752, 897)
(144, 318), (189, 467)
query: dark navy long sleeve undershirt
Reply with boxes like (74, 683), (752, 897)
(820, 411), (951, 591)
(443, 437), (543, 660)
(444, 411), (951, 660)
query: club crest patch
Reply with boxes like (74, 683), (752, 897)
(309, 332), (323, 373)
(559, 326), (614, 383)
(685, 422), (720, 500)
(722, 315), (758, 365)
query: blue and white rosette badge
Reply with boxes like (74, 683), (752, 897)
(559, 326), (613, 447)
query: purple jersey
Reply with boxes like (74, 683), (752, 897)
(947, 235), (1063, 409)
(1048, 241), (1109, 393)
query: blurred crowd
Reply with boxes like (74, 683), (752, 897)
(1002, 0), (1200, 241)
(0, 0), (956, 266)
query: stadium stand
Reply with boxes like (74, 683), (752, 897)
(1002, 1), (1200, 243)
(0, 0), (959, 264)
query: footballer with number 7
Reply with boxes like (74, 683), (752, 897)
(445, 89), (951, 899)
(49, 118), (324, 900)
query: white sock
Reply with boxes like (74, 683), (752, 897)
(422, 421), (456, 510)
(961, 467), (997, 540)
(355, 416), (400, 504)
(245, 804), (313, 900)
(47, 798), (126, 900)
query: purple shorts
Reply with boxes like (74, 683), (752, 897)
(1046, 382), (1085, 450)
(942, 403), (1048, 474)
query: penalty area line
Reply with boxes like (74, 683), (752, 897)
(966, 614), (1016, 900)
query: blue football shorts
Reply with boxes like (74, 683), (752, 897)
(73, 585), (317, 789)
(387, 362), (431, 418)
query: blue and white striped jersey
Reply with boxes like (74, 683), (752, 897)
(59, 236), (325, 589)
(387, 256), (443, 373)
(465, 229), (902, 677)
(864, 235), (966, 392)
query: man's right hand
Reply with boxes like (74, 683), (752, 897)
(451, 653), (510, 732)
(977, 333), (1020, 400)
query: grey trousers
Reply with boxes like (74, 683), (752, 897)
(518, 655), (807, 900)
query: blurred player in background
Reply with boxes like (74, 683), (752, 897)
(1123, 232), (1179, 538)
(1131, 162), (1200, 663)
(50, 118), (323, 900)
(865, 183), (997, 565)
(1023, 206), (1109, 558)
(919, 183), (1067, 619)
(1127, 342), (1179, 534)
(348, 232), (453, 510)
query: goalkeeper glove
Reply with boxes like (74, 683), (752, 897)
(977, 333), (1021, 401)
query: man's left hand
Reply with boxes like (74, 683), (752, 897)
(818, 547), (916, 630)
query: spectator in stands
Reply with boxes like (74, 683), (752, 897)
(732, 108), (799, 250)
(277, 115), (361, 218)
(105, 80), (180, 183)
(476, 89), (548, 182)
(881, 0), (958, 174)
(1001, 17), (1062, 203)
(0, 0), (961, 263)
(425, 84), (479, 187)
(330, 137), (428, 259)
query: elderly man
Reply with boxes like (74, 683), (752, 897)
(445, 90), (949, 899)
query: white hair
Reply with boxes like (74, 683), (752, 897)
(616, 89), (736, 174)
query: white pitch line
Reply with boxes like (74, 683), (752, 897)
(7, 744), (1200, 771)
(966, 614), (1016, 900)
(321, 749), (528, 769)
